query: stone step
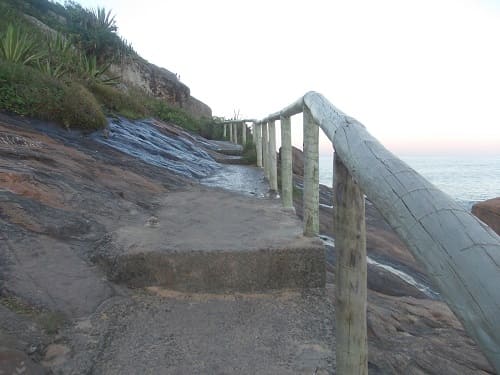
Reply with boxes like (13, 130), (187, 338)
(92, 188), (325, 293)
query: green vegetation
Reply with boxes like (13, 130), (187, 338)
(0, 295), (67, 334)
(0, 23), (44, 64)
(241, 142), (257, 164)
(0, 0), (224, 137)
(0, 60), (106, 129)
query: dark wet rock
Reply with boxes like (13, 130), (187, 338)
(201, 165), (271, 198)
(472, 197), (500, 235)
(90, 117), (221, 179)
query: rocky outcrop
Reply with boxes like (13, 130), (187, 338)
(110, 58), (188, 106)
(472, 197), (500, 235)
(110, 57), (211, 119)
(185, 96), (212, 119)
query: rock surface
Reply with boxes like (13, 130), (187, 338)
(110, 57), (212, 119)
(472, 197), (500, 235)
(0, 113), (494, 374)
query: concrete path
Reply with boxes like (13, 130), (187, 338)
(94, 187), (325, 292)
(57, 288), (336, 374)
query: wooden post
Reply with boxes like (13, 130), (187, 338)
(268, 120), (278, 191)
(255, 123), (263, 168)
(262, 122), (269, 180)
(280, 115), (293, 209)
(334, 153), (368, 375)
(242, 122), (247, 146)
(302, 106), (319, 236)
(233, 123), (238, 144)
(229, 122), (233, 143)
(223, 124), (227, 139)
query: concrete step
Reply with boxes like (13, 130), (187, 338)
(92, 188), (325, 293)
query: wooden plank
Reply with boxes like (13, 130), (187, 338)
(302, 91), (500, 371)
(242, 123), (247, 146)
(334, 154), (368, 375)
(268, 120), (278, 191)
(233, 123), (238, 144)
(255, 123), (263, 168)
(262, 122), (269, 179)
(280, 115), (293, 209)
(302, 105), (319, 236)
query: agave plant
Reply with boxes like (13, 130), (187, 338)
(79, 54), (120, 86)
(0, 24), (45, 65)
(47, 33), (73, 60)
(36, 59), (66, 78)
(93, 7), (117, 32)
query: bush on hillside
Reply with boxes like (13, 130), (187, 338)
(61, 82), (107, 130)
(0, 60), (106, 130)
(89, 83), (147, 119)
(147, 100), (200, 132)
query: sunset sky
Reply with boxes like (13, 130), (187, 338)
(71, 0), (500, 156)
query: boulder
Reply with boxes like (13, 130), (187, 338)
(472, 197), (500, 235)
(279, 146), (304, 176)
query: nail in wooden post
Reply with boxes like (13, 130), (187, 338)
(255, 123), (263, 168)
(242, 122), (247, 146)
(280, 115), (293, 209)
(262, 122), (269, 179)
(334, 153), (368, 375)
(302, 106), (319, 236)
(268, 120), (278, 191)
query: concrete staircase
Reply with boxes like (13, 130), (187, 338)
(93, 188), (325, 293)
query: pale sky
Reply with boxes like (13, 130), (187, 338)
(68, 0), (499, 156)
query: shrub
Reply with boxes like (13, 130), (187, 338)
(0, 60), (106, 130)
(61, 82), (107, 130)
(241, 142), (257, 164)
(89, 83), (147, 119)
(147, 99), (200, 132)
(0, 23), (44, 65)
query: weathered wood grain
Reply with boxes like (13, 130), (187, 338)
(233, 123), (238, 145)
(335, 154), (368, 375)
(303, 106), (319, 236)
(302, 91), (500, 371)
(242, 123), (247, 146)
(268, 120), (278, 191)
(255, 123), (262, 168)
(280, 115), (294, 209)
(262, 122), (269, 180)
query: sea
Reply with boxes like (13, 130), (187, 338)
(319, 154), (500, 210)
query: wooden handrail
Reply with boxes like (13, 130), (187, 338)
(244, 91), (500, 372)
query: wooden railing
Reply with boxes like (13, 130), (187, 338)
(225, 92), (500, 373)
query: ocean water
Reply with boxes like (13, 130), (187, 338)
(319, 154), (500, 210)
